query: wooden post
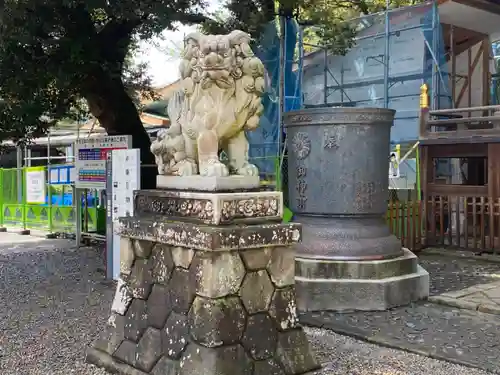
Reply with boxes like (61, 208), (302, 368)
(482, 38), (491, 110)
(450, 25), (456, 108)
(468, 46), (472, 115)
(420, 146), (429, 246)
(419, 84), (430, 137)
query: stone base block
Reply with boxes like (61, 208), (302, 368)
(156, 175), (260, 191)
(134, 189), (283, 225)
(295, 249), (429, 312)
(87, 224), (319, 375)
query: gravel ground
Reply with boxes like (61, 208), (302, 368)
(0, 233), (111, 374)
(307, 327), (492, 375)
(0, 233), (494, 375)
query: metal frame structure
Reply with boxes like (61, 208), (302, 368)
(281, 0), (500, 198)
(492, 40), (500, 105)
(276, 2), (446, 198)
(0, 126), (85, 236)
(296, 2), (447, 116)
(0, 120), (166, 242)
(0, 124), (107, 241)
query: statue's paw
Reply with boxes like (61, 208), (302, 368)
(200, 160), (229, 177)
(173, 160), (198, 176)
(236, 163), (259, 176)
(150, 142), (161, 155)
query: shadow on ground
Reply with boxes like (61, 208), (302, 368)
(301, 252), (500, 374)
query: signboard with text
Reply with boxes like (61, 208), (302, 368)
(106, 149), (140, 280)
(25, 167), (46, 204)
(74, 135), (131, 189)
(111, 149), (140, 223)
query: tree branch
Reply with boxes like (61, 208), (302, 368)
(172, 12), (210, 24)
(96, 18), (142, 76)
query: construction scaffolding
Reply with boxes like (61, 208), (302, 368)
(0, 124), (104, 238)
(297, 2), (449, 146)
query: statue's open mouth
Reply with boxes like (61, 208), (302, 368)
(200, 64), (231, 71)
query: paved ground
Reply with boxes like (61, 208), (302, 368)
(302, 251), (500, 374)
(423, 248), (500, 314)
(0, 233), (495, 374)
(421, 252), (500, 296)
(430, 281), (500, 315)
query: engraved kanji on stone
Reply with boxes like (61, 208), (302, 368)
(322, 129), (339, 150)
(296, 180), (307, 196)
(296, 197), (307, 210)
(296, 166), (306, 178)
(354, 182), (376, 211)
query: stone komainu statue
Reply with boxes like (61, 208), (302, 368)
(150, 30), (265, 177)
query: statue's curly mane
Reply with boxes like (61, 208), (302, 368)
(150, 30), (265, 178)
(178, 31), (265, 135)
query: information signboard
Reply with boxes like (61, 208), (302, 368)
(106, 149), (140, 280)
(75, 135), (131, 189)
(25, 167), (46, 204)
(111, 149), (140, 222)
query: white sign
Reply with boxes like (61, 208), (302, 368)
(111, 149), (140, 280)
(74, 135), (131, 189)
(389, 152), (400, 178)
(25, 168), (46, 204)
(111, 149), (140, 223)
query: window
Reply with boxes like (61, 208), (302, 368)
(432, 157), (487, 185)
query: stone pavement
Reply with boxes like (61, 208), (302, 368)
(301, 251), (500, 374)
(430, 281), (500, 315)
(421, 252), (500, 296)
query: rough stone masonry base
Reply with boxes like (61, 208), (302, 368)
(87, 218), (320, 375)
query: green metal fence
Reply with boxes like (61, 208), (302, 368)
(0, 165), (421, 250)
(0, 167), (104, 234)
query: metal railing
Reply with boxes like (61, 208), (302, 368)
(0, 167), (104, 235)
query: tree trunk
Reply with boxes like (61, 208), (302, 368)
(84, 71), (158, 189)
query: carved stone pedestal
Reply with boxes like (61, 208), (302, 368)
(284, 107), (429, 312)
(86, 189), (320, 375)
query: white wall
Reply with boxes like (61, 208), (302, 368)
(302, 25), (426, 108)
(301, 13), (440, 143)
(450, 41), (486, 111)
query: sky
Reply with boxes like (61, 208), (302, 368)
(134, 24), (197, 88)
(134, 1), (221, 88)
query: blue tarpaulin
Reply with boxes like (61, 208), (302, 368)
(247, 19), (301, 176)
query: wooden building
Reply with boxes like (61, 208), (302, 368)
(419, 0), (500, 252)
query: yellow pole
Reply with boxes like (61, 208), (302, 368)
(420, 84), (429, 109)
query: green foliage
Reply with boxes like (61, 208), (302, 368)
(203, 0), (425, 55)
(0, 0), (207, 142)
(0, 0), (425, 145)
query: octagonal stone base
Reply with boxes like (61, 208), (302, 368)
(87, 208), (319, 375)
(295, 248), (430, 312)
